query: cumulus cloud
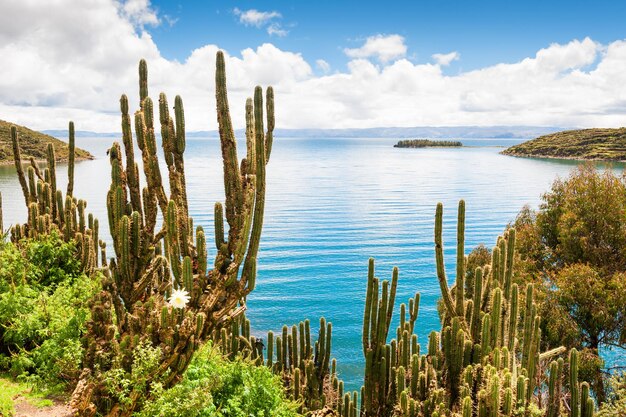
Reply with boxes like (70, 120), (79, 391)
(233, 8), (281, 27)
(267, 23), (288, 37)
(121, 0), (160, 27)
(1, 2), (625, 133)
(316, 59), (331, 73)
(233, 7), (288, 37)
(432, 51), (460, 66)
(344, 34), (407, 63)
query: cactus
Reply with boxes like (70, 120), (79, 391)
(218, 313), (340, 414)
(10, 122), (100, 271)
(70, 53), (275, 416)
(343, 201), (597, 417)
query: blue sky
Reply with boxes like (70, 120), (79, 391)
(149, 0), (626, 72)
(1, 0), (626, 131)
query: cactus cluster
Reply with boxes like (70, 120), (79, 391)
(9, 123), (101, 271)
(192, 200), (597, 417)
(343, 200), (595, 417)
(65, 52), (275, 416)
(218, 313), (343, 415)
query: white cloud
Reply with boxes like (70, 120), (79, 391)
(432, 51), (459, 66)
(1, 2), (626, 133)
(344, 34), (407, 63)
(233, 8), (281, 27)
(120, 0), (160, 27)
(316, 59), (331, 73)
(267, 23), (288, 37)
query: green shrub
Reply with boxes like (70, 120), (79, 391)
(136, 343), (301, 417)
(0, 233), (100, 390)
(597, 372), (626, 417)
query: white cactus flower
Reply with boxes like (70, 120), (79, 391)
(169, 289), (190, 309)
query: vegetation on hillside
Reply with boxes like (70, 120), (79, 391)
(501, 128), (626, 161)
(0, 119), (92, 164)
(394, 139), (463, 148)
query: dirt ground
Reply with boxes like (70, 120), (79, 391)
(11, 397), (72, 417)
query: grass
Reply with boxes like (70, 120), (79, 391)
(501, 128), (626, 161)
(0, 375), (54, 416)
(0, 119), (93, 165)
(394, 139), (463, 148)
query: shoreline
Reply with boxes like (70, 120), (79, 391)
(500, 151), (626, 163)
(0, 156), (95, 167)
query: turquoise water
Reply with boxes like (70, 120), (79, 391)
(0, 137), (623, 389)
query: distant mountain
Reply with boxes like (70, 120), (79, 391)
(42, 126), (566, 140)
(1, 120), (93, 165)
(42, 129), (119, 138)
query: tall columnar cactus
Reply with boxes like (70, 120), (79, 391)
(9, 123), (100, 271)
(71, 52), (275, 417)
(337, 201), (595, 417)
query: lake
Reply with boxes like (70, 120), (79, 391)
(0, 136), (622, 390)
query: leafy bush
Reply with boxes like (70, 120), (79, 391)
(0, 233), (100, 390)
(136, 343), (301, 417)
(512, 165), (626, 402)
(597, 372), (626, 417)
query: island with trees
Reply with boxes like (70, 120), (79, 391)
(501, 127), (626, 161)
(394, 139), (463, 148)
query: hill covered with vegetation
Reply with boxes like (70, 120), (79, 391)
(0, 120), (92, 164)
(501, 128), (626, 161)
(394, 139), (462, 148)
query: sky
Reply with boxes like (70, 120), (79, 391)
(1, 0), (626, 132)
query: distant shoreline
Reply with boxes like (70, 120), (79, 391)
(0, 156), (94, 167)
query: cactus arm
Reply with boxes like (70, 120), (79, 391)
(11, 126), (30, 206)
(265, 86), (274, 162)
(435, 202), (459, 321)
(121, 94), (143, 216)
(215, 51), (243, 240)
(66, 121), (76, 198)
(455, 200), (466, 317)
(241, 86), (268, 286)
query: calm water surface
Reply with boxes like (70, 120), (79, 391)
(0, 137), (622, 389)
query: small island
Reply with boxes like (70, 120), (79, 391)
(394, 139), (463, 148)
(501, 128), (626, 161)
(0, 119), (93, 165)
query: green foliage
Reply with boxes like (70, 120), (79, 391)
(536, 165), (626, 270)
(512, 165), (626, 401)
(102, 341), (164, 409)
(0, 232), (82, 291)
(554, 264), (626, 348)
(135, 343), (301, 417)
(0, 234), (100, 390)
(597, 372), (626, 417)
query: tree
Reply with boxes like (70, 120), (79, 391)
(512, 164), (626, 402)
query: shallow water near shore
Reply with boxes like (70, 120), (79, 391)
(0, 136), (623, 390)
